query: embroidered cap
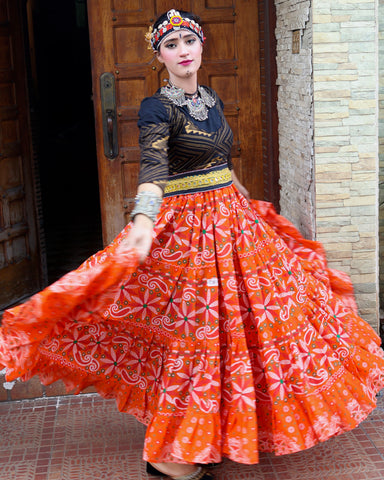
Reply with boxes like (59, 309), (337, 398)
(145, 9), (205, 51)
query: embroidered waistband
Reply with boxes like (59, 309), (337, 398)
(164, 164), (232, 197)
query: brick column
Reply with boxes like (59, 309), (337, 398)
(313, 0), (380, 329)
(275, 0), (315, 239)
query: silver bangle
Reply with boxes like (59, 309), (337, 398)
(130, 191), (162, 223)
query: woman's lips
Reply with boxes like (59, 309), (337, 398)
(179, 60), (192, 66)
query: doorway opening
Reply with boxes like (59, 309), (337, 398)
(27, 0), (103, 283)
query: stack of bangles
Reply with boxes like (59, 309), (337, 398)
(130, 191), (163, 223)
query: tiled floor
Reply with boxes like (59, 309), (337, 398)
(1, 392), (384, 480)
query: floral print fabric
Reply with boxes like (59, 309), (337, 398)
(1, 184), (384, 465)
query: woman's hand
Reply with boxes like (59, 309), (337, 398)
(119, 182), (162, 263)
(231, 170), (250, 200)
(120, 214), (154, 263)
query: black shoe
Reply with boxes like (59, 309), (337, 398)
(146, 462), (164, 476)
(200, 473), (214, 480)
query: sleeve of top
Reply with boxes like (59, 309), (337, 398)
(137, 96), (170, 191)
(217, 94), (233, 171)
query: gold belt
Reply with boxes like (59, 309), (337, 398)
(163, 165), (232, 197)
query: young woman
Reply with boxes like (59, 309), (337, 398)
(1, 9), (384, 480)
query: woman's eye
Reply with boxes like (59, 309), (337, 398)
(187, 38), (196, 45)
(165, 42), (176, 49)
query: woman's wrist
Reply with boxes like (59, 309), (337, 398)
(133, 213), (154, 227)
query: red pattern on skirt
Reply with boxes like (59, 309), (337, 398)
(1, 185), (384, 464)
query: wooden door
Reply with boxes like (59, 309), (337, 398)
(0, 0), (42, 309)
(88, 0), (263, 245)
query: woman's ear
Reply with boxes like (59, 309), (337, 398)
(155, 51), (164, 64)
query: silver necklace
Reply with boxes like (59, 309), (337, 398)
(160, 82), (216, 121)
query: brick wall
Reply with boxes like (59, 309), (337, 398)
(0, 368), (95, 401)
(313, 0), (380, 329)
(275, 0), (315, 239)
(275, 0), (380, 329)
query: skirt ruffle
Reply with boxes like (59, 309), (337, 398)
(1, 184), (384, 465)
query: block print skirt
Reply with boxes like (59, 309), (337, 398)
(1, 164), (384, 465)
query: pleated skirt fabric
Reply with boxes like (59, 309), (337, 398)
(1, 172), (384, 465)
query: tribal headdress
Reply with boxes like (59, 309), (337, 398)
(145, 9), (205, 52)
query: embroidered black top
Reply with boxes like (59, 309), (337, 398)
(137, 86), (234, 191)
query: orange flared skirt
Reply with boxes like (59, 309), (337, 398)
(1, 166), (384, 464)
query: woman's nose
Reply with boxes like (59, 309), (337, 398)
(179, 44), (188, 56)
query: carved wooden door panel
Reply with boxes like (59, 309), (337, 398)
(0, 0), (42, 310)
(88, 0), (262, 245)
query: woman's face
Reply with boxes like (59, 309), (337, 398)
(156, 30), (202, 84)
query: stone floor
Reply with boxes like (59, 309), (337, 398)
(1, 391), (384, 480)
